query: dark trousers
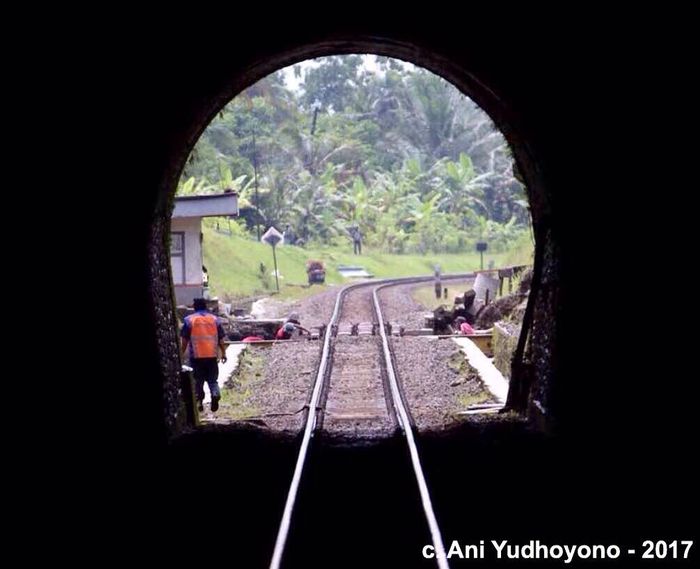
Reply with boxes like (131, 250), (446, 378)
(353, 240), (362, 254)
(191, 358), (221, 401)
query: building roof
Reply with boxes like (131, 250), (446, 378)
(172, 192), (239, 219)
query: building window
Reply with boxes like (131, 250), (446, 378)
(170, 232), (185, 285)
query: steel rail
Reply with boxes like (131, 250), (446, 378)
(269, 273), (472, 569)
(374, 281), (451, 568)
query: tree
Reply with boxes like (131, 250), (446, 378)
(180, 56), (531, 253)
(300, 55), (365, 112)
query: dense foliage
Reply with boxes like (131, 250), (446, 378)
(180, 56), (530, 254)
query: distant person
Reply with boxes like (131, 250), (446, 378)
(202, 265), (210, 299)
(275, 322), (297, 340)
(349, 225), (362, 255)
(434, 265), (442, 298)
(286, 313), (311, 336)
(443, 287), (448, 300)
(275, 321), (310, 340)
(181, 298), (228, 412)
(283, 224), (297, 246)
(453, 316), (475, 335)
(285, 312), (302, 326)
(242, 335), (265, 343)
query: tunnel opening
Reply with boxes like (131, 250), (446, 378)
(157, 52), (548, 443)
(150, 44), (558, 444)
(171, 55), (533, 438)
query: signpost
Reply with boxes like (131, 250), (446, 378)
(261, 226), (283, 292)
(476, 241), (488, 270)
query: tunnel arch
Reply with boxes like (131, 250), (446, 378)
(148, 35), (558, 440)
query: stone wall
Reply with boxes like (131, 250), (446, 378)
(525, 225), (560, 426)
(492, 321), (520, 380)
(149, 215), (188, 437)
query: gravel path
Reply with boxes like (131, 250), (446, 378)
(391, 336), (496, 431)
(378, 283), (428, 330)
(201, 341), (320, 435)
(254, 276), (475, 333)
(205, 278), (492, 436)
(273, 286), (340, 330)
(338, 285), (376, 323)
(247, 341), (319, 433)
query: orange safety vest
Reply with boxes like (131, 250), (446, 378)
(186, 312), (219, 358)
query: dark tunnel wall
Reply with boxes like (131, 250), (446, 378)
(111, 23), (695, 446)
(71, 14), (697, 566)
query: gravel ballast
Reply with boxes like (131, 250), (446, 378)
(202, 279), (496, 437)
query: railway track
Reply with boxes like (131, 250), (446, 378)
(269, 274), (473, 569)
(317, 284), (398, 439)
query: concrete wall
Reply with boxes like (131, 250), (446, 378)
(174, 285), (202, 306)
(171, 217), (203, 305)
(171, 217), (202, 285)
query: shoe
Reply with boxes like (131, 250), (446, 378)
(211, 396), (220, 412)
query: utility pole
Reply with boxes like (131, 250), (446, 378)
(309, 100), (321, 175)
(271, 242), (280, 293)
(252, 129), (261, 241)
(310, 103), (320, 136)
(476, 241), (488, 271)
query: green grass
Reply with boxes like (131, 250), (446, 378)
(411, 278), (475, 311)
(203, 226), (521, 299)
(457, 391), (492, 408)
(447, 351), (494, 408)
(448, 350), (471, 374)
(502, 230), (535, 267)
(213, 348), (264, 420)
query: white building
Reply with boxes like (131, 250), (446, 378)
(170, 192), (238, 305)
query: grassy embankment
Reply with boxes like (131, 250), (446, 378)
(409, 230), (534, 310)
(203, 223), (534, 302)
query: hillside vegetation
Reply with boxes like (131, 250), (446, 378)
(203, 223), (533, 299)
(182, 55), (532, 260)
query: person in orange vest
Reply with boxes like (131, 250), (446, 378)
(181, 298), (228, 412)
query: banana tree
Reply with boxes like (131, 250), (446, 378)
(438, 153), (492, 219)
